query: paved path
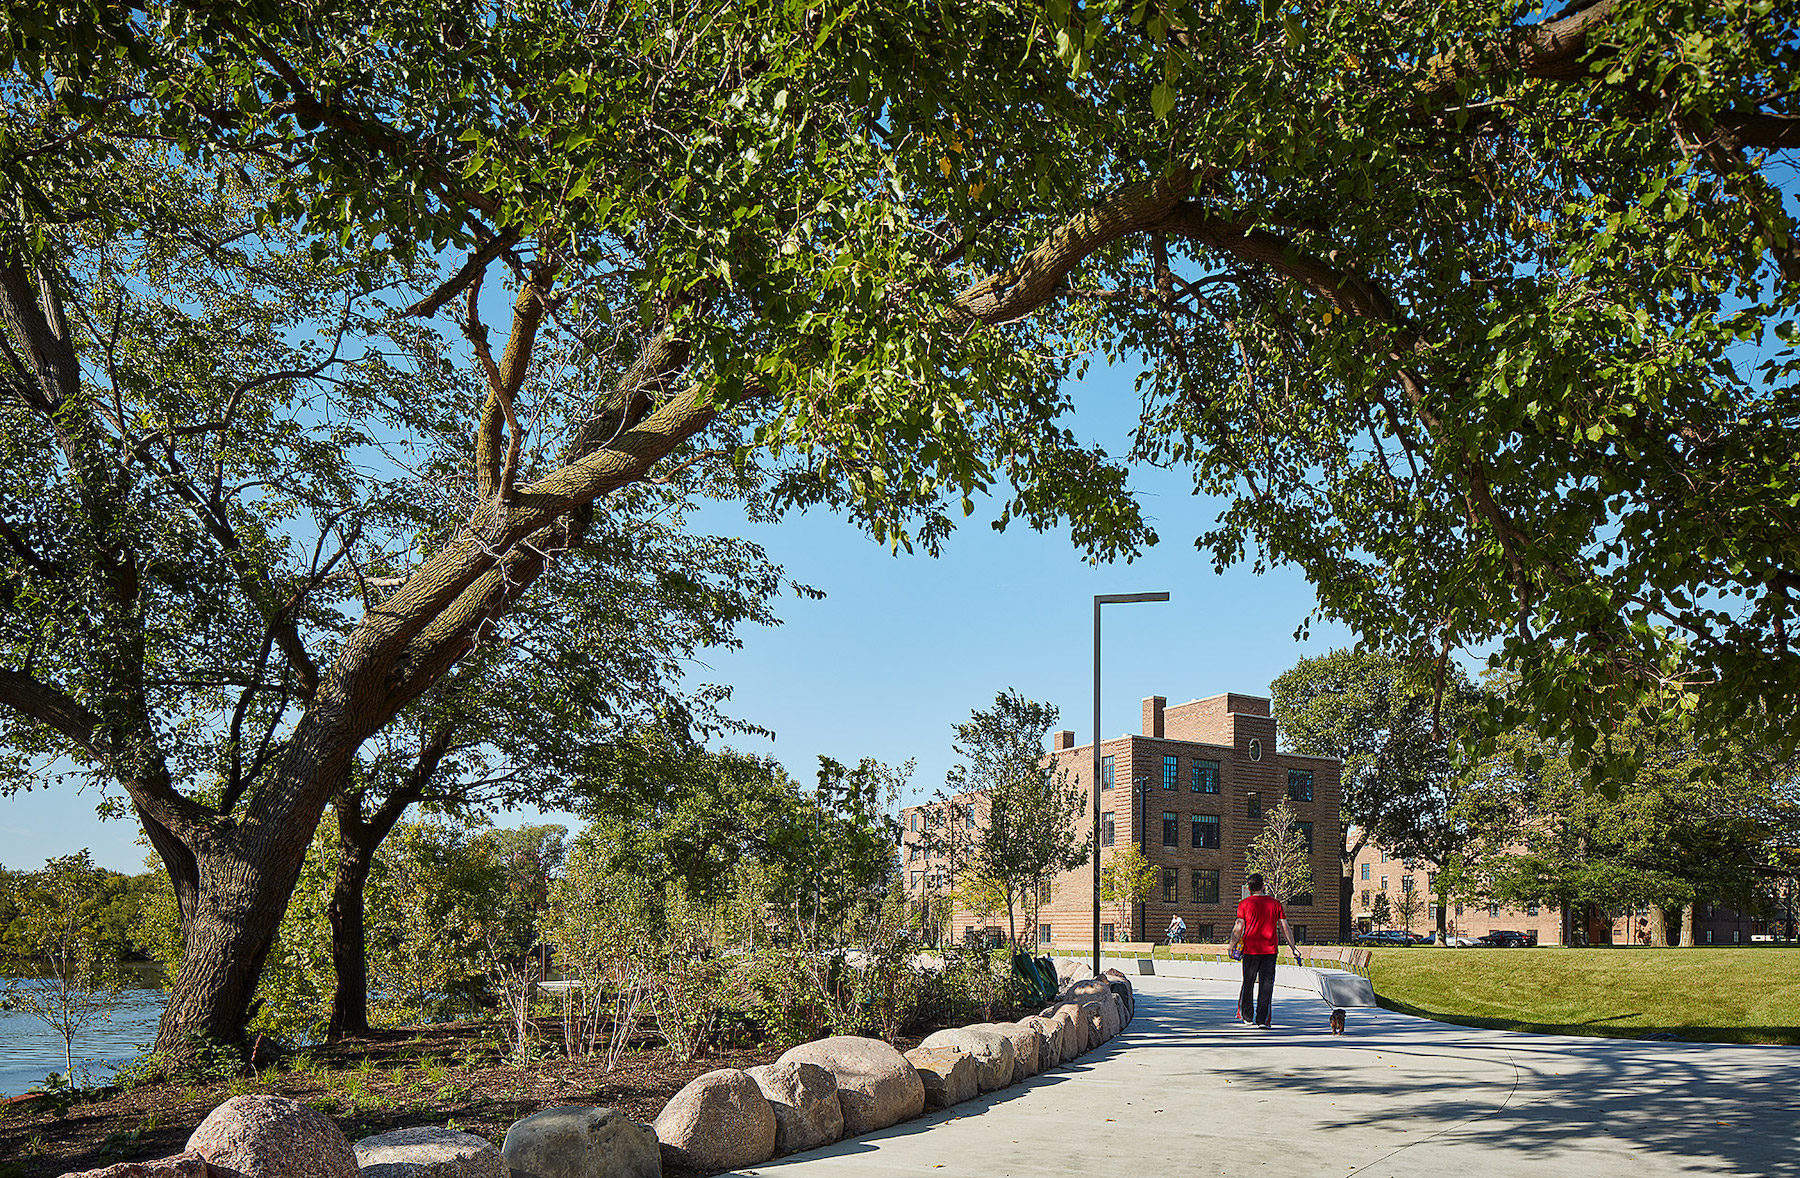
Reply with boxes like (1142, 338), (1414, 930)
(725, 974), (1799, 1178)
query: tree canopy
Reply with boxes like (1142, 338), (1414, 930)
(5, 0), (1800, 1050)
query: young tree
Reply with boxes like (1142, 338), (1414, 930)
(1246, 799), (1315, 909)
(1394, 887), (1424, 935)
(1369, 891), (1393, 929)
(1, 853), (126, 1080)
(1099, 844), (1159, 940)
(944, 691), (1090, 945)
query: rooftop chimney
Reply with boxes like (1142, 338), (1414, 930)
(1143, 696), (1166, 738)
(1052, 730), (1076, 751)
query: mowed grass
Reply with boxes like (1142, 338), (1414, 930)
(1369, 947), (1800, 1045)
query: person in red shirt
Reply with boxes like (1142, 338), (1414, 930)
(1230, 873), (1302, 1027)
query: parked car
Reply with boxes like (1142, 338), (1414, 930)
(1354, 929), (1425, 946)
(1478, 929), (1536, 947)
(1445, 934), (1484, 947)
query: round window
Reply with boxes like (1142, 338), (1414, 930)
(1248, 738), (1263, 761)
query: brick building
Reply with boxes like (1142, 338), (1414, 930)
(1348, 837), (1777, 945)
(901, 692), (1342, 947)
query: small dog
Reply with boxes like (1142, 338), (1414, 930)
(1329, 1008), (1346, 1035)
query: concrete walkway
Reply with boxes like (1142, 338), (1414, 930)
(724, 974), (1800, 1178)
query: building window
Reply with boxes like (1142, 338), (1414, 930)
(1293, 820), (1313, 852)
(1360, 889), (1371, 908)
(1102, 811), (1115, 847)
(1247, 792), (1261, 823)
(1192, 813), (1221, 849)
(1193, 868), (1220, 904)
(1380, 849), (1388, 864)
(911, 870), (922, 887)
(1381, 875), (1389, 891)
(1456, 903), (1464, 917)
(1162, 868), (1177, 903)
(1429, 902), (1439, 920)
(1361, 863), (1370, 881)
(966, 806), (976, 829)
(1196, 923), (1215, 942)
(1527, 903), (1539, 916)
(1102, 922), (1116, 942)
(1287, 769), (1314, 802)
(1401, 875), (1414, 894)
(1291, 892), (1313, 907)
(1038, 879), (1053, 904)
(1427, 871), (1438, 892)
(1162, 756), (1179, 790)
(1248, 738), (1263, 761)
(1193, 759), (1220, 793)
(1292, 925), (1307, 942)
(1101, 754), (1115, 790)
(1488, 903), (1500, 918)
(1162, 811), (1178, 846)
(910, 813), (919, 831)
(1039, 924), (1053, 945)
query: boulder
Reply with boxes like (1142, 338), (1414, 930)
(918, 1027), (1014, 1093)
(653, 1069), (776, 1173)
(1021, 1016), (1063, 1067)
(986, 1023), (1044, 1083)
(777, 1036), (924, 1136)
(1098, 993), (1124, 1042)
(1048, 1003), (1087, 1056)
(1078, 1000), (1106, 1047)
(60, 1153), (209, 1178)
(745, 1061), (843, 1156)
(1052, 957), (1096, 988)
(501, 1106), (660, 1178)
(186, 1095), (357, 1178)
(1058, 977), (1112, 1004)
(1107, 979), (1135, 1026)
(355, 1127), (505, 1178)
(901, 1046), (978, 1111)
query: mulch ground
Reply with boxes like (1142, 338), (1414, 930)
(0, 1021), (920, 1178)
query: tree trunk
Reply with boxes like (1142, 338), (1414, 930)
(1436, 890), (1449, 939)
(153, 833), (299, 1053)
(1647, 904), (1668, 947)
(1340, 871), (1354, 943)
(1680, 901), (1696, 946)
(326, 839), (376, 1040)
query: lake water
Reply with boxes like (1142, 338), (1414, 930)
(0, 979), (168, 1096)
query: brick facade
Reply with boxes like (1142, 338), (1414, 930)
(901, 692), (1343, 948)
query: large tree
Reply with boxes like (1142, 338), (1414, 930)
(7, 0), (1800, 1052)
(1271, 648), (1480, 938)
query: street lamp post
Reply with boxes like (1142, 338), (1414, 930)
(1092, 592), (1169, 978)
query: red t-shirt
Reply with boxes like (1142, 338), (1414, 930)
(1237, 893), (1286, 955)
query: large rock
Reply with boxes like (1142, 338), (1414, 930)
(186, 1096), (357, 1178)
(901, 1047), (978, 1111)
(1107, 979), (1134, 1026)
(1098, 993), (1124, 1042)
(355, 1128), (505, 1178)
(501, 1106), (660, 1178)
(1052, 958), (1096, 988)
(985, 1024), (1044, 1083)
(1058, 977), (1113, 1004)
(777, 1036), (924, 1136)
(1021, 1016), (1063, 1067)
(745, 1061), (843, 1156)
(653, 1069), (776, 1173)
(1078, 1000), (1107, 1047)
(1047, 1003), (1087, 1056)
(918, 1027), (1014, 1093)
(60, 1153), (209, 1178)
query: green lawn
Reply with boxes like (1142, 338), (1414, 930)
(1369, 947), (1800, 1045)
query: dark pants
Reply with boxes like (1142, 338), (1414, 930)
(1239, 953), (1276, 1024)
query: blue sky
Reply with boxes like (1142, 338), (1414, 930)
(0, 359), (1357, 873)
